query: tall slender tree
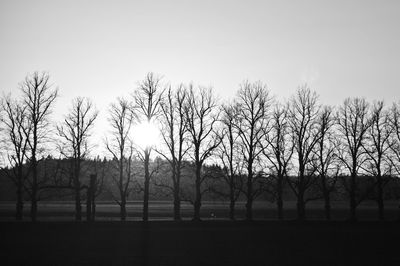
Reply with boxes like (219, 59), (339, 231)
(156, 86), (189, 220)
(287, 86), (321, 220)
(312, 105), (339, 220)
(1, 95), (31, 220)
(133, 72), (163, 222)
(217, 103), (243, 220)
(57, 97), (98, 221)
(337, 98), (371, 221)
(185, 86), (220, 221)
(234, 81), (272, 220)
(21, 72), (58, 221)
(263, 103), (294, 220)
(363, 101), (392, 220)
(106, 97), (136, 220)
(390, 102), (400, 177)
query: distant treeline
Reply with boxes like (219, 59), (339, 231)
(1, 157), (400, 203)
(1, 71), (400, 221)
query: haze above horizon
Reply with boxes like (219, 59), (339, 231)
(1, 0), (399, 154)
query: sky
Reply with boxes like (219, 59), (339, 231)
(1, 0), (400, 153)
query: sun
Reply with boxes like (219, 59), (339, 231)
(132, 120), (161, 150)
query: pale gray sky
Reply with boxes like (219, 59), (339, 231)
(1, 0), (399, 152)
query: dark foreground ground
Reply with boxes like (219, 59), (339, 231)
(1, 221), (400, 266)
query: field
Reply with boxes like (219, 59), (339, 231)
(1, 201), (400, 265)
(1, 220), (400, 265)
(0, 200), (400, 221)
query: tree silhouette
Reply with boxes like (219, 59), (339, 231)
(312, 105), (339, 220)
(21, 72), (58, 221)
(133, 72), (164, 222)
(1, 95), (31, 220)
(105, 97), (136, 220)
(390, 102), (400, 176)
(234, 81), (272, 220)
(287, 86), (321, 220)
(363, 101), (392, 220)
(156, 86), (190, 220)
(57, 97), (98, 220)
(184, 86), (220, 221)
(263, 103), (294, 220)
(337, 98), (371, 221)
(217, 102), (243, 220)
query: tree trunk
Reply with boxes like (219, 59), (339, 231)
(74, 182), (82, 221)
(30, 197), (37, 222)
(143, 150), (150, 222)
(90, 174), (97, 221)
(297, 173), (305, 220)
(30, 160), (38, 222)
(86, 188), (92, 221)
(193, 164), (202, 221)
(377, 176), (384, 220)
(173, 183), (181, 221)
(324, 192), (331, 220)
(16, 172), (23, 220)
(30, 131), (38, 222)
(193, 200), (201, 221)
(276, 175), (283, 220)
(297, 192), (305, 220)
(245, 197), (253, 221)
(74, 159), (82, 221)
(121, 199), (127, 221)
(349, 172), (357, 221)
(245, 165), (253, 221)
(229, 200), (235, 220)
(229, 184), (235, 220)
(91, 201), (96, 221)
(322, 176), (331, 220)
(119, 156), (125, 221)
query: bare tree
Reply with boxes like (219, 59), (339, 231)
(21, 72), (58, 221)
(156, 86), (189, 220)
(57, 97), (98, 221)
(390, 102), (400, 176)
(234, 81), (272, 220)
(185, 85), (220, 221)
(262, 103), (294, 220)
(362, 101), (392, 220)
(217, 103), (243, 220)
(105, 98), (136, 220)
(389, 102), (400, 218)
(1, 95), (31, 220)
(133, 72), (164, 222)
(312, 105), (339, 220)
(287, 86), (321, 220)
(337, 98), (371, 221)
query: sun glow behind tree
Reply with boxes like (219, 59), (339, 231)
(131, 120), (162, 151)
